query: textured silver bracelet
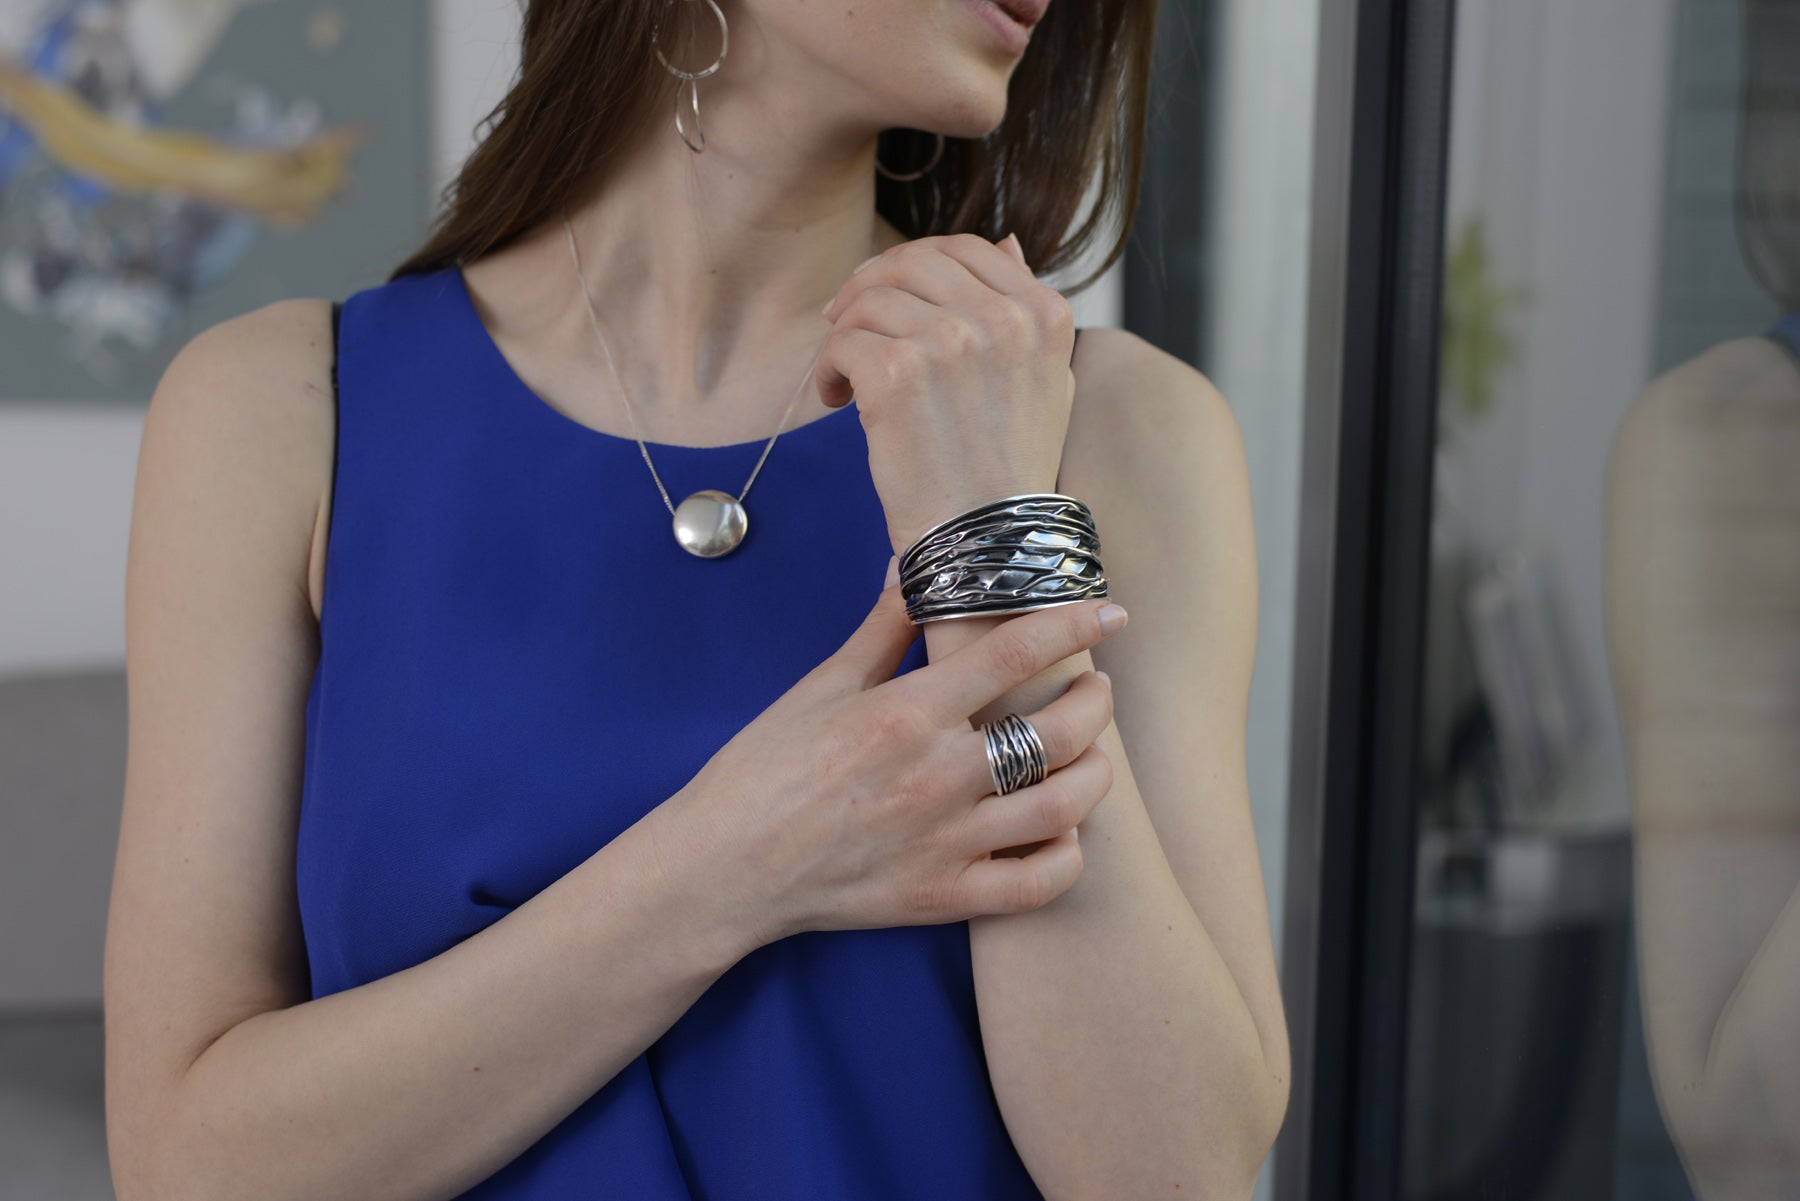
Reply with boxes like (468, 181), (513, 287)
(897, 492), (1109, 624)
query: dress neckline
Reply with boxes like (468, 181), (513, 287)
(445, 264), (861, 454)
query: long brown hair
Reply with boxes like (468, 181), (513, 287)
(388, 0), (1158, 296)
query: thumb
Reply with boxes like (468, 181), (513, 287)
(834, 556), (920, 691)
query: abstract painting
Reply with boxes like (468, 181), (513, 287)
(0, 0), (429, 397)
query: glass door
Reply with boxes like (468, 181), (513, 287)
(1282, 0), (1800, 1198)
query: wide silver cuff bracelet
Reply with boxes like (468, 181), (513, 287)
(897, 492), (1109, 624)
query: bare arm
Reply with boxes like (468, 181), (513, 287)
(152, 803), (756, 1201)
(920, 332), (1286, 1199)
(105, 299), (767, 1201)
(1604, 339), (1800, 1199)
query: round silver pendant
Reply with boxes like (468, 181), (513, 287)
(673, 488), (748, 558)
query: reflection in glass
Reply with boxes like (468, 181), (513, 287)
(1401, 0), (1799, 1198)
(1605, 2), (1800, 1198)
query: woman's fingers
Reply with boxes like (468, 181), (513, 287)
(950, 825), (1085, 916)
(817, 236), (1039, 407)
(822, 233), (1037, 324)
(950, 665), (1114, 844)
(823, 245), (993, 324)
(956, 742), (1114, 858)
(905, 598), (1124, 724)
(816, 284), (943, 394)
(955, 668), (1112, 796)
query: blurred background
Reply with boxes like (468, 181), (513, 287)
(1, 0), (1794, 1198)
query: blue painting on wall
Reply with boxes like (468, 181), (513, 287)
(0, 0), (430, 398)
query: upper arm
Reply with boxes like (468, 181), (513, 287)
(1604, 345), (1800, 1154)
(105, 297), (338, 1179)
(1063, 327), (1287, 1093)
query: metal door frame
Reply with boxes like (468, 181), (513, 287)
(1277, 1), (1458, 1197)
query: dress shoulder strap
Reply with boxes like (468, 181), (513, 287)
(324, 298), (343, 561)
(330, 300), (342, 402)
(1765, 313), (1800, 365)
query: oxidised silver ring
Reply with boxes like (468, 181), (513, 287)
(981, 713), (1048, 796)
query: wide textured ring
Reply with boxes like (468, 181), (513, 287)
(981, 713), (1049, 796)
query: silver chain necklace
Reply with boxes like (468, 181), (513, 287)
(559, 210), (850, 559)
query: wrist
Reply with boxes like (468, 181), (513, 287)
(894, 493), (1108, 628)
(637, 790), (786, 970)
(889, 484), (1052, 562)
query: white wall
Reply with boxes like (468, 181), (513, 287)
(1206, 0), (1319, 1007)
(0, 408), (141, 678)
(1204, 6), (1319, 1200)
(1441, 0), (1678, 829)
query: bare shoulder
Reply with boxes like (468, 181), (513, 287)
(1065, 325), (1241, 491)
(1604, 333), (1800, 750)
(1608, 333), (1800, 559)
(145, 297), (337, 495)
(140, 296), (339, 621)
(1613, 334), (1800, 464)
(154, 295), (338, 423)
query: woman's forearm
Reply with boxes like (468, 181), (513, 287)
(922, 615), (1282, 1201)
(145, 799), (766, 1201)
(1689, 878), (1800, 1187)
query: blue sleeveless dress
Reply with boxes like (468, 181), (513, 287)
(298, 264), (1077, 1199)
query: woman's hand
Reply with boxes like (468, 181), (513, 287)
(651, 570), (1122, 947)
(815, 232), (1078, 557)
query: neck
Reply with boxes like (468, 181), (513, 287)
(491, 75), (914, 421)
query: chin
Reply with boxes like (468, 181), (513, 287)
(798, 6), (1023, 134)
(903, 55), (1018, 137)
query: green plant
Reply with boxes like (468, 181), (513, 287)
(1440, 215), (1528, 429)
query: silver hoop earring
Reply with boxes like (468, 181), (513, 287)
(650, 0), (729, 153)
(876, 131), (946, 234)
(875, 130), (945, 181)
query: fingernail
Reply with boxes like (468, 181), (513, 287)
(853, 253), (880, 274)
(821, 297), (833, 316)
(1094, 670), (1111, 687)
(1097, 603), (1128, 634)
(884, 555), (899, 588)
(1071, 824), (1080, 843)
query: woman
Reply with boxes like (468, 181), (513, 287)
(105, 0), (1289, 1197)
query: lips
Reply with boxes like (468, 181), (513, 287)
(988, 0), (1046, 28)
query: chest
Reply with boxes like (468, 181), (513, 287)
(295, 411), (919, 993)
